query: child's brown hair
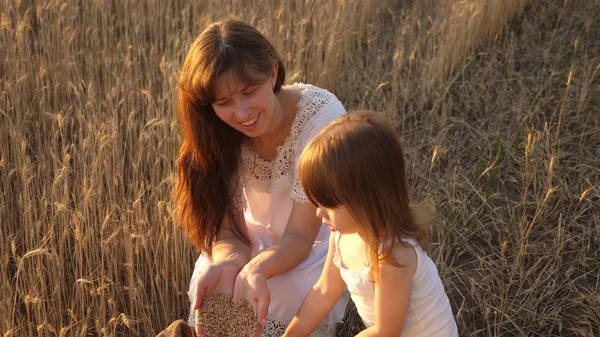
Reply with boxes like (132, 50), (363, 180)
(298, 111), (434, 281)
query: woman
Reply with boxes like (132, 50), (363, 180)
(175, 18), (349, 336)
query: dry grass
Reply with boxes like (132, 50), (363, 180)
(1, 0), (599, 336)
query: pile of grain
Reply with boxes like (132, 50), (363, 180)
(196, 293), (258, 337)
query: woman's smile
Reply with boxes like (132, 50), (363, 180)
(239, 112), (261, 129)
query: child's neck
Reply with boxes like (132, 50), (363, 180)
(338, 232), (370, 272)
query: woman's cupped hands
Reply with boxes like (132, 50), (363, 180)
(193, 260), (270, 337)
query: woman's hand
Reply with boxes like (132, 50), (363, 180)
(233, 264), (271, 337)
(193, 261), (241, 336)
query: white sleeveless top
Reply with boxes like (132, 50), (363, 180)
(333, 232), (458, 337)
(189, 84), (350, 336)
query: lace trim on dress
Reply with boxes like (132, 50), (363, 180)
(333, 232), (371, 280)
(333, 249), (370, 280)
(238, 84), (339, 204)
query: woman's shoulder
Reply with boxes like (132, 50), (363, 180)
(288, 83), (345, 134)
(288, 83), (343, 110)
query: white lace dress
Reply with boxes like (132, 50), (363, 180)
(188, 84), (350, 336)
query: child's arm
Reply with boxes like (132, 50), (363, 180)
(283, 233), (346, 337)
(355, 244), (417, 337)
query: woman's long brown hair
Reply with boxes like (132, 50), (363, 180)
(175, 19), (285, 255)
(298, 112), (434, 281)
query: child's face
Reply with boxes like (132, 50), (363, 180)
(316, 204), (361, 234)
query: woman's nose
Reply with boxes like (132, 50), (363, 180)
(234, 98), (251, 120)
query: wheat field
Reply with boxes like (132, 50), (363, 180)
(1, 0), (599, 336)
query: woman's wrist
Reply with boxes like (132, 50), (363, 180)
(211, 247), (248, 270)
(243, 243), (300, 280)
(212, 234), (252, 264)
(242, 258), (264, 277)
(212, 258), (245, 274)
(212, 244), (251, 269)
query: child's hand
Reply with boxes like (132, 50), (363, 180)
(192, 261), (240, 336)
(233, 266), (271, 336)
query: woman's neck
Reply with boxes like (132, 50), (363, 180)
(248, 87), (298, 159)
(261, 91), (288, 144)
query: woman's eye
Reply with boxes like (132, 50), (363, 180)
(213, 100), (229, 106)
(243, 87), (258, 95)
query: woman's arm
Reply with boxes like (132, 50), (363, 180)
(232, 201), (323, 328)
(355, 245), (416, 337)
(243, 201), (322, 278)
(283, 233), (346, 337)
(192, 209), (253, 335)
(211, 208), (252, 268)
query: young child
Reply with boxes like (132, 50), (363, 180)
(283, 112), (458, 337)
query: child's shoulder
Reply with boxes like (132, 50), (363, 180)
(379, 240), (418, 274)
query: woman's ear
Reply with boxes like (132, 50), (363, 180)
(271, 62), (278, 89)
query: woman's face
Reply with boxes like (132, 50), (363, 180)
(211, 65), (278, 138)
